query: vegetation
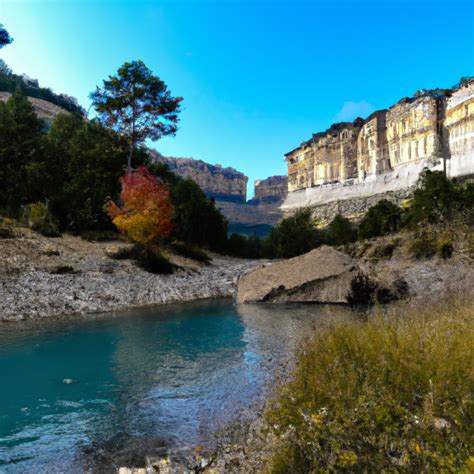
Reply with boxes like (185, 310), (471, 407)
(265, 208), (323, 258)
(107, 166), (173, 246)
(358, 199), (403, 239)
(0, 24), (13, 48)
(90, 60), (182, 171)
(267, 300), (474, 472)
(324, 214), (357, 245)
(0, 60), (84, 115)
(20, 202), (60, 237)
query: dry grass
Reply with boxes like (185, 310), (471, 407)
(266, 299), (474, 472)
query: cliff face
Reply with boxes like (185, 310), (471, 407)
(251, 176), (288, 204)
(283, 79), (474, 221)
(149, 150), (248, 203)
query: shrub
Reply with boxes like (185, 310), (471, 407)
(369, 241), (397, 261)
(408, 233), (437, 259)
(324, 214), (357, 246)
(170, 241), (211, 263)
(79, 230), (119, 242)
(358, 199), (403, 240)
(405, 171), (464, 226)
(437, 239), (454, 259)
(266, 208), (323, 258)
(346, 273), (377, 307)
(132, 245), (175, 274)
(267, 300), (474, 472)
(21, 202), (60, 237)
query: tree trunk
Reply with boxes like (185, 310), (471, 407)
(127, 138), (134, 174)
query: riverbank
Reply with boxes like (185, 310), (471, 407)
(0, 228), (260, 321)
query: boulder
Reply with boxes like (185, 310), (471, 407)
(236, 246), (359, 304)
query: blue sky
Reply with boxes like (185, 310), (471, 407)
(1, 0), (473, 197)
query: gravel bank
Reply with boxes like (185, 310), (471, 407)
(0, 230), (260, 321)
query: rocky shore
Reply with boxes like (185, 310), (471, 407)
(0, 229), (260, 321)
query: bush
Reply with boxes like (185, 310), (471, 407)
(324, 214), (357, 246)
(346, 273), (378, 307)
(133, 246), (175, 274)
(358, 199), (403, 240)
(266, 209), (323, 258)
(170, 241), (211, 263)
(408, 233), (437, 259)
(21, 202), (60, 237)
(369, 241), (397, 261)
(79, 230), (119, 242)
(267, 300), (474, 472)
(405, 171), (465, 226)
(437, 239), (454, 259)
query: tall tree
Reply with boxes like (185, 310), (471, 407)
(0, 89), (44, 212)
(90, 60), (182, 172)
(0, 24), (13, 48)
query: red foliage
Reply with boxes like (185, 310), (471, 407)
(107, 166), (173, 245)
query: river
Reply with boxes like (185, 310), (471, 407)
(0, 299), (353, 472)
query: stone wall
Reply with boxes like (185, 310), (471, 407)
(282, 79), (474, 220)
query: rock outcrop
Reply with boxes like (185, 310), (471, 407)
(149, 150), (248, 202)
(251, 175), (288, 204)
(236, 246), (359, 303)
(0, 91), (68, 123)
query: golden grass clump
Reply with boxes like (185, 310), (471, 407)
(267, 300), (474, 473)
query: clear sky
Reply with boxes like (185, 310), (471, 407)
(1, 0), (473, 197)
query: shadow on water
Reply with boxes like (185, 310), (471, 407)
(0, 299), (358, 472)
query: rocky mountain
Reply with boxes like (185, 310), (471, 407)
(148, 150), (248, 202)
(250, 175), (288, 204)
(150, 150), (287, 235)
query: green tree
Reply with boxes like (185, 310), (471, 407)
(90, 60), (182, 172)
(325, 214), (357, 245)
(170, 178), (228, 250)
(358, 199), (403, 239)
(0, 24), (13, 48)
(405, 171), (464, 226)
(266, 208), (323, 258)
(28, 113), (148, 231)
(0, 89), (44, 212)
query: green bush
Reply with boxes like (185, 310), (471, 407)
(346, 273), (378, 307)
(405, 171), (465, 226)
(267, 300), (474, 472)
(324, 214), (357, 246)
(358, 199), (403, 240)
(266, 209), (323, 258)
(170, 241), (211, 263)
(21, 202), (60, 237)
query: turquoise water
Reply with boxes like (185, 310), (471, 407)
(0, 299), (350, 472)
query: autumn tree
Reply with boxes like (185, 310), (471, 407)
(0, 24), (13, 48)
(107, 166), (173, 246)
(90, 60), (182, 172)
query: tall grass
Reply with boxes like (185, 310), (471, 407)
(267, 300), (474, 472)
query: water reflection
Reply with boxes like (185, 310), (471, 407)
(0, 299), (356, 472)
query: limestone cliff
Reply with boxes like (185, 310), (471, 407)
(282, 78), (474, 222)
(149, 150), (248, 203)
(251, 176), (288, 204)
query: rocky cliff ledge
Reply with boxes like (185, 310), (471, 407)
(250, 175), (288, 204)
(149, 150), (248, 202)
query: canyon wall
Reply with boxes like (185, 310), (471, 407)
(282, 79), (474, 223)
(149, 150), (248, 203)
(251, 175), (288, 204)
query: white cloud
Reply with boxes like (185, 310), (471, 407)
(334, 100), (374, 122)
